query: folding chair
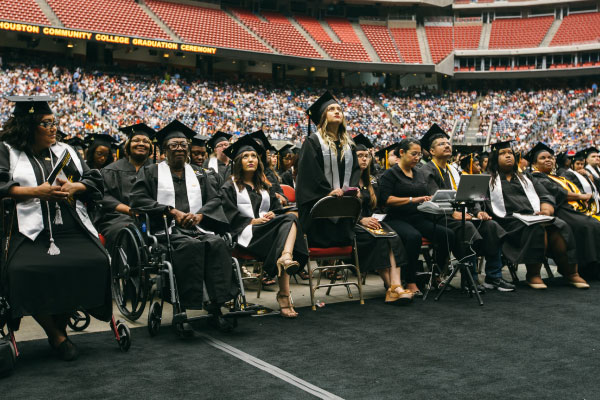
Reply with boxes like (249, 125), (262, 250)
(304, 196), (364, 310)
(506, 258), (554, 284)
(281, 184), (296, 204)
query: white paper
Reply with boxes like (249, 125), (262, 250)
(512, 213), (554, 226)
(371, 213), (386, 221)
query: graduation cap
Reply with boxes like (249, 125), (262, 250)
(306, 91), (340, 133)
(490, 140), (514, 153)
(250, 129), (276, 151)
(5, 95), (56, 116)
(277, 143), (294, 157)
(452, 145), (483, 156)
(574, 149), (588, 161)
(292, 143), (302, 154)
(207, 131), (232, 151)
(353, 134), (373, 152)
(374, 143), (398, 159)
(56, 129), (66, 142)
(555, 152), (570, 167)
(459, 153), (479, 173)
(156, 120), (196, 148)
(224, 134), (265, 160)
(118, 123), (156, 140)
(84, 134), (118, 148)
(524, 142), (554, 164)
(190, 134), (210, 147)
(584, 147), (599, 157)
(419, 123), (449, 151)
(66, 137), (86, 151)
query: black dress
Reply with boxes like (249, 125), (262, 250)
(485, 173), (577, 265)
(130, 164), (234, 308)
(296, 134), (361, 247)
(203, 158), (232, 182)
(531, 171), (600, 267)
(354, 184), (407, 272)
(220, 179), (308, 276)
(378, 165), (454, 284)
(281, 169), (295, 188)
(0, 144), (112, 323)
(98, 157), (152, 250)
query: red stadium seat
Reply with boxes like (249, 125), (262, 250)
(489, 16), (553, 49)
(551, 12), (600, 47)
(0, 0), (50, 25)
(280, 185), (296, 203)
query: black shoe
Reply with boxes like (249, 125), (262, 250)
(50, 338), (79, 361)
(461, 280), (486, 294)
(483, 276), (516, 292)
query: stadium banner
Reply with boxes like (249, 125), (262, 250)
(0, 21), (217, 55)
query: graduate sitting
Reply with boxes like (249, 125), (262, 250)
(97, 123), (155, 250)
(219, 135), (308, 318)
(485, 141), (589, 290)
(130, 120), (236, 324)
(204, 131), (232, 181)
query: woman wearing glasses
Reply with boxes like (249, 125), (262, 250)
(84, 134), (116, 170)
(130, 120), (236, 331)
(0, 96), (112, 361)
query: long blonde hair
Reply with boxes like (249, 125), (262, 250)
(317, 104), (353, 157)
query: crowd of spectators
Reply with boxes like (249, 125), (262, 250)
(1, 63), (599, 154)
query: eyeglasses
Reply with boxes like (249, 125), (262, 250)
(357, 154), (371, 159)
(167, 142), (189, 151)
(39, 120), (58, 129)
(215, 142), (229, 149)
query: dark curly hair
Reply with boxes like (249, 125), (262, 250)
(0, 114), (44, 151)
(85, 141), (114, 169)
(488, 148), (522, 188)
(231, 151), (271, 192)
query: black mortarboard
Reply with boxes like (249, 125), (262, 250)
(66, 137), (86, 150)
(293, 143), (302, 154)
(6, 95), (56, 116)
(555, 152), (570, 167)
(375, 143), (398, 159)
(459, 153), (479, 172)
(452, 145), (483, 156)
(191, 134), (209, 147)
(118, 123), (156, 140)
(56, 129), (66, 142)
(224, 134), (266, 160)
(250, 130), (276, 151)
(277, 144), (294, 156)
(574, 149), (587, 161)
(584, 147), (599, 157)
(84, 134), (118, 148)
(419, 123), (449, 151)
(490, 140), (514, 153)
(306, 91), (339, 127)
(353, 134), (373, 151)
(479, 151), (490, 158)
(207, 131), (232, 151)
(525, 142), (554, 164)
(156, 120), (196, 147)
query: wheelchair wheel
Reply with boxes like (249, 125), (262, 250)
(111, 226), (149, 321)
(147, 302), (162, 337)
(68, 309), (91, 332)
(117, 321), (131, 352)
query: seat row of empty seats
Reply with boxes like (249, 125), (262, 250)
(360, 24), (403, 63)
(145, 1), (270, 53)
(231, 9), (321, 58)
(46, 0), (170, 40)
(389, 28), (422, 64)
(295, 15), (370, 62)
(0, 0), (50, 26)
(550, 12), (600, 47)
(489, 16), (553, 49)
(426, 25), (482, 63)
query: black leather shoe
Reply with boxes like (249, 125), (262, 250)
(51, 338), (79, 361)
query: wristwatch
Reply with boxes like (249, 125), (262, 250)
(409, 197), (413, 203)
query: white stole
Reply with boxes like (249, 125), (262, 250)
(489, 174), (540, 218)
(234, 178), (270, 247)
(208, 157), (219, 174)
(569, 168), (600, 210)
(6, 142), (98, 240)
(314, 130), (353, 190)
(157, 161), (203, 214)
(448, 164), (461, 188)
(586, 165), (600, 179)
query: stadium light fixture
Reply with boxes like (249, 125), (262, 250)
(67, 42), (74, 48)
(310, 66), (316, 72)
(163, 53), (169, 58)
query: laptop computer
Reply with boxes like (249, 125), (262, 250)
(455, 174), (490, 202)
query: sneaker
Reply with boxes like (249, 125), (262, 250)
(483, 276), (516, 292)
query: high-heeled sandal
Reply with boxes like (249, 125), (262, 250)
(276, 251), (300, 276)
(385, 284), (413, 305)
(276, 291), (298, 318)
(526, 274), (547, 290)
(565, 273), (590, 289)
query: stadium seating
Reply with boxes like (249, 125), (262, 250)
(361, 24), (403, 63)
(426, 25), (482, 63)
(231, 9), (321, 58)
(46, 0), (170, 40)
(389, 28), (422, 63)
(295, 16), (370, 62)
(146, 1), (270, 53)
(0, 0), (51, 26)
(489, 16), (553, 49)
(550, 12), (600, 47)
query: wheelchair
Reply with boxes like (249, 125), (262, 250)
(0, 199), (130, 372)
(110, 211), (272, 337)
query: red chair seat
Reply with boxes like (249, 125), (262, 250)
(232, 248), (256, 260)
(309, 246), (352, 258)
(281, 185), (295, 203)
(421, 238), (432, 246)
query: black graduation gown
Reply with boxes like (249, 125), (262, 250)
(264, 168), (284, 196)
(531, 172), (600, 266)
(296, 134), (361, 247)
(421, 161), (505, 258)
(203, 157), (232, 182)
(220, 180), (308, 276)
(0, 144), (112, 323)
(281, 169), (295, 188)
(485, 173), (577, 265)
(130, 163), (234, 308)
(98, 157), (152, 250)
(354, 184), (407, 272)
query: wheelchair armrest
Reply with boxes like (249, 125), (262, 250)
(221, 232), (235, 249)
